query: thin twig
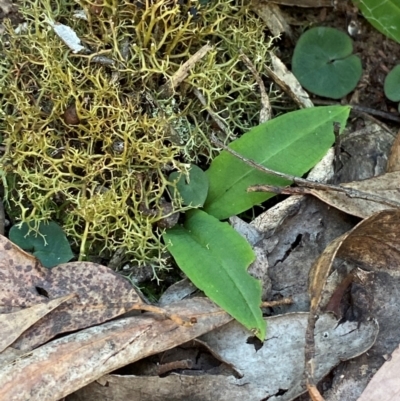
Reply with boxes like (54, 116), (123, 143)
(210, 134), (400, 209)
(160, 43), (212, 97)
(260, 297), (293, 308)
(313, 99), (400, 124)
(240, 50), (271, 123)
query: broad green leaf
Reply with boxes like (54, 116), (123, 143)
(204, 106), (351, 220)
(9, 221), (74, 268)
(384, 65), (400, 101)
(168, 164), (209, 207)
(164, 209), (265, 340)
(353, 0), (400, 44)
(292, 27), (362, 99)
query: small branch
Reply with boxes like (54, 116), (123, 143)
(313, 99), (400, 124)
(160, 43), (213, 97)
(240, 50), (271, 123)
(260, 297), (293, 308)
(210, 134), (400, 209)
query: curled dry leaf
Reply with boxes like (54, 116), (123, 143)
(0, 235), (158, 351)
(308, 171), (400, 219)
(309, 209), (400, 312)
(306, 128), (400, 219)
(337, 209), (400, 276)
(306, 209), (400, 390)
(0, 298), (231, 401)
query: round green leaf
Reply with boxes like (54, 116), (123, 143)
(9, 221), (74, 268)
(384, 65), (400, 101)
(292, 27), (362, 99)
(168, 164), (209, 207)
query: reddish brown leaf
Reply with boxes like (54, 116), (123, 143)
(338, 209), (400, 275)
(0, 235), (146, 351)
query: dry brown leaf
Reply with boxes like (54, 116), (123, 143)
(308, 171), (400, 219)
(0, 235), (166, 351)
(387, 130), (400, 172)
(250, 0), (293, 38)
(308, 235), (347, 313)
(0, 298), (231, 401)
(357, 345), (400, 401)
(309, 209), (400, 314)
(69, 312), (378, 401)
(306, 209), (400, 392)
(0, 294), (74, 353)
(338, 209), (400, 276)
(265, 53), (314, 109)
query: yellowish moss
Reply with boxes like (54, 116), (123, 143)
(0, 0), (273, 267)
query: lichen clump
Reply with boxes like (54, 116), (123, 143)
(0, 0), (272, 267)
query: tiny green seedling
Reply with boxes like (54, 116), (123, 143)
(292, 27), (362, 99)
(9, 221), (73, 268)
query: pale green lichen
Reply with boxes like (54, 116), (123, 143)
(0, 0), (274, 267)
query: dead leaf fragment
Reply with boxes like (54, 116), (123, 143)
(0, 298), (231, 401)
(265, 53), (314, 108)
(387, 130), (400, 172)
(306, 209), (400, 392)
(0, 235), (148, 351)
(310, 209), (400, 307)
(250, 0), (293, 38)
(308, 171), (400, 219)
(0, 294), (74, 353)
(338, 209), (400, 276)
(357, 345), (400, 401)
(70, 313), (378, 401)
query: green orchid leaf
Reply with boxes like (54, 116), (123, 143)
(292, 27), (362, 99)
(353, 0), (400, 44)
(169, 164), (209, 207)
(204, 105), (351, 220)
(9, 221), (74, 268)
(164, 209), (265, 340)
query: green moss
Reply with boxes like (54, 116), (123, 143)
(0, 0), (273, 267)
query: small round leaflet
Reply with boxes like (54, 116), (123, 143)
(292, 27), (362, 99)
(9, 221), (73, 268)
(168, 164), (209, 207)
(384, 65), (400, 102)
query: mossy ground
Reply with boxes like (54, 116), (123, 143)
(0, 0), (273, 271)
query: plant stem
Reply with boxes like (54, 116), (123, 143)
(79, 220), (90, 261)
